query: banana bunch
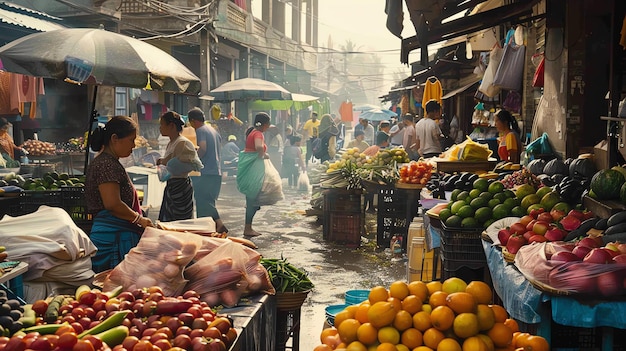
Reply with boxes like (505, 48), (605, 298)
(495, 162), (521, 171)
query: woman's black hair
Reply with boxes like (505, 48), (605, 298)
(161, 111), (185, 132)
(246, 112), (271, 137)
(90, 116), (137, 152)
(496, 109), (521, 134)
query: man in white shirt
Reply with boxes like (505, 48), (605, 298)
(415, 100), (444, 159)
(359, 118), (375, 146)
(389, 118), (405, 146)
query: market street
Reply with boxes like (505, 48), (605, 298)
(145, 176), (407, 350)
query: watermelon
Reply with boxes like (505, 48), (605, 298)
(590, 169), (625, 200)
(621, 182), (626, 205)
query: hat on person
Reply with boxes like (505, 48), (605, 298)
(228, 135), (237, 141)
(354, 130), (365, 137)
(379, 120), (391, 127)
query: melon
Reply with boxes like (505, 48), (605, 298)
(590, 169), (625, 200)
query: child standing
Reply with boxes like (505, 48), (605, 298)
(282, 135), (306, 187)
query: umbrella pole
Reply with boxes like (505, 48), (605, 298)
(83, 86), (98, 174)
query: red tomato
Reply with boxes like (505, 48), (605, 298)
(57, 333), (78, 349)
(73, 340), (95, 351)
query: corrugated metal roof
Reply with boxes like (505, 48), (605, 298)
(0, 2), (65, 32)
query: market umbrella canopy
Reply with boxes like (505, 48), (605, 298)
(0, 28), (201, 94)
(359, 108), (398, 121)
(353, 104), (383, 112)
(210, 77), (292, 101)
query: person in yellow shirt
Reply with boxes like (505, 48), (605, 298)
(300, 112), (320, 164)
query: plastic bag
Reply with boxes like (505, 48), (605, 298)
(526, 132), (554, 155)
(103, 227), (203, 296)
(441, 136), (492, 161)
(298, 171), (310, 191)
(478, 45), (503, 97)
(157, 165), (171, 182)
(532, 54), (545, 88)
(237, 152), (265, 199)
(493, 43), (526, 91)
(184, 240), (250, 307)
(257, 158), (284, 206)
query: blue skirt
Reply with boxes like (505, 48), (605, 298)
(90, 210), (143, 273)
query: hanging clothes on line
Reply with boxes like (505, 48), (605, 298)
(422, 76), (443, 106)
(339, 101), (353, 122)
(0, 71), (45, 115)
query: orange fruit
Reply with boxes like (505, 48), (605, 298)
(430, 305), (455, 331)
(422, 327), (445, 349)
(428, 291), (449, 308)
(321, 333), (342, 348)
(313, 344), (334, 351)
(320, 327), (338, 343)
(475, 304), (496, 331)
(401, 294), (422, 315)
(377, 326), (400, 344)
(376, 342), (397, 351)
(512, 332), (530, 348)
(477, 334), (495, 351)
(392, 310), (413, 331)
(412, 310), (433, 331)
(346, 305), (360, 315)
(356, 323), (378, 345)
(369, 286), (390, 304)
(487, 322), (514, 348)
(503, 318), (519, 333)
(422, 303), (433, 314)
(441, 277), (467, 294)
(437, 337), (462, 351)
(426, 281), (442, 296)
(387, 297), (402, 313)
(395, 345), (410, 351)
(523, 335), (549, 351)
(355, 302), (371, 324)
(346, 341), (368, 351)
(489, 304), (509, 323)
(446, 292), (477, 314)
(338, 318), (362, 344)
(367, 301), (396, 328)
(452, 312), (479, 339)
(389, 281), (410, 300)
(462, 336), (489, 351)
(465, 281), (493, 304)
(414, 347), (435, 351)
(400, 328), (423, 349)
(335, 308), (356, 328)
(408, 281), (430, 302)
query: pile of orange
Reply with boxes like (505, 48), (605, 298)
(313, 278), (549, 351)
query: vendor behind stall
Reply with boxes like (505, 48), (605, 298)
(86, 116), (154, 273)
(495, 109), (522, 163)
(0, 117), (25, 160)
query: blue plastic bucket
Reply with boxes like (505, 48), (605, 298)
(325, 304), (350, 327)
(345, 289), (370, 305)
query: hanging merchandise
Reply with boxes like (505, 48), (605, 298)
(532, 53), (545, 88)
(478, 45), (503, 97)
(399, 94), (409, 117)
(514, 25), (525, 46)
(502, 91), (522, 114)
(493, 42), (526, 91)
(422, 76), (442, 105)
(339, 101), (353, 122)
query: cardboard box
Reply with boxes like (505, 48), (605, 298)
(593, 140), (608, 171)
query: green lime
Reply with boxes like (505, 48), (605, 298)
(488, 181), (505, 194)
(473, 178), (489, 192)
(483, 218), (496, 228)
(438, 209), (453, 223)
(488, 198), (501, 208)
(492, 204), (511, 220)
(475, 207), (493, 223)
(479, 192), (494, 201)
(450, 200), (467, 215)
(504, 189), (516, 199)
(457, 205), (475, 219)
(457, 191), (471, 203)
(494, 192), (509, 203)
(445, 215), (463, 228)
(535, 186), (553, 199)
(451, 189), (463, 202)
(520, 194), (541, 209)
(469, 197), (487, 210)
(469, 188), (482, 199)
(526, 203), (544, 215)
(461, 217), (479, 228)
(503, 197), (519, 209)
(511, 206), (526, 217)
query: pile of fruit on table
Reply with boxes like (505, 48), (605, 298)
(0, 285), (237, 351)
(313, 278), (549, 351)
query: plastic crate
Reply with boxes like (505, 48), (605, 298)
(551, 322), (601, 350)
(17, 190), (63, 216)
(324, 212), (362, 247)
(323, 188), (363, 213)
(377, 214), (409, 249)
(61, 186), (93, 222)
(439, 224), (486, 261)
(377, 188), (407, 215)
(441, 255), (491, 284)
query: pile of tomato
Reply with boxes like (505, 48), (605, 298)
(398, 161), (433, 185)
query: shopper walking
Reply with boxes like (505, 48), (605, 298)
(300, 111), (319, 164)
(188, 107), (229, 233)
(415, 100), (444, 159)
(86, 116), (154, 273)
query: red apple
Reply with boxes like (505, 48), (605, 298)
(528, 234), (548, 243)
(550, 209), (566, 222)
(526, 219), (537, 232)
(617, 243), (626, 254)
(550, 251), (581, 262)
(498, 229), (511, 246)
(567, 209), (585, 220)
(548, 263), (597, 294)
(612, 253), (626, 263)
(583, 248), (613, 264)
(509, 223), (526, 236)
(537, 212), (553, 224)
(560, 243), (576, 252)
(529, 208), (545, 219)
(572, 245), (593, 259)
(597, 271), (624, 297)
(602, 247), (621, 258)
(523, 231), (535, 241)
(519, 215), (534, 227)
(577, 237), (600, 249)
(544, 228), (567, 242)
(532, 221), (550, 235)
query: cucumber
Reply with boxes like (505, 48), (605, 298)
(602, 233), (626, 244)
(607, 211), (626, 227)
(594, 218), (608, 230)
(44, 296), (65, 323)
(604, 222), (626, 235)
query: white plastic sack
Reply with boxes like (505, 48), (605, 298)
(257, 158), (284, 206)
(478, 46), (503, 97)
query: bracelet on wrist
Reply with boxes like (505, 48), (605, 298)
(131, 212), (141, 224)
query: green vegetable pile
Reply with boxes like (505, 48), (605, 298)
(260, 257), (314, 293)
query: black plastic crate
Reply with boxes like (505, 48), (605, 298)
(441, 255), (491, 284)
(323, 189), (362, 213)
(61, 186), (93, 222)
(377, 188), (408, 215)
(551, 322), (601, 350)
(16, 190), (63, 216)
(377, 214), (408, 249)
(440, 223), (486, 261)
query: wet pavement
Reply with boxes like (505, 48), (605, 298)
(150, 176), (407, 350)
